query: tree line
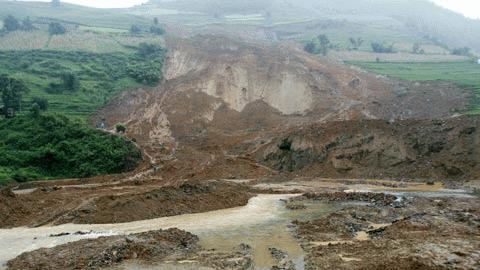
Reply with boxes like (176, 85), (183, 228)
(1, 15), (66, 36)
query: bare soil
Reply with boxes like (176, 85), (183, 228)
(0, 181), (253, 228)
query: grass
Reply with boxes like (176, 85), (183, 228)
(350, 61), (480, 114)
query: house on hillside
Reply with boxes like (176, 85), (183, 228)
(477, 59), (480, 65)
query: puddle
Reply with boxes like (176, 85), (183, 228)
(197, 200), (334, 269)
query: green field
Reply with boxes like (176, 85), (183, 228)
(350, 61), (480, 114)
(0, 47), (165, 120)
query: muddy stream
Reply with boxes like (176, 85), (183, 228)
(0, 182), (475, 269)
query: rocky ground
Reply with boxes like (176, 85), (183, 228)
(290, 192), (480, 270)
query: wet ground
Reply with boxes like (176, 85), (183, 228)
(1, 179), (478, 269)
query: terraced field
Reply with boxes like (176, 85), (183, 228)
(0, 49), (164, 120)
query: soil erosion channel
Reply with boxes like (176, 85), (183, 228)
(0, 182), (473, 270)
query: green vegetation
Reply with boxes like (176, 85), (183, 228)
(371, 42), (394, 53)
(350, 61), (480, 114)
(0, 114), (141, 185)
(304, 34), (332, 56)
(349, 37), (364, 51)
(48, 22), (66, 35)
(0, 47), (165, 118)
(0, 74), (29, 117)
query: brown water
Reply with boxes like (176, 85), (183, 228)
(0, 194), (334, 269)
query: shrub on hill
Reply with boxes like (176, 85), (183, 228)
(0, 114), (141, 184)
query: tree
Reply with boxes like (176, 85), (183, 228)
(0, 74), (29, 118)
(30, 103), (41, 117)
(32, 96), (48, 111)
(3, 15), (21, 32)
(137, 43), (163, 58)
(130, 25), (141, 35)
(317, 34), (331, 56)
(150, 26), (165, 35)
(349, 37), (364, 50)
(371, 42), (394, 53)
(48, 22), (66, 35)
(153, 17), (159, 25)
(116, 123), (127, 134)
(304, 41), (316, 54)
(451, 47), (471, 56)
(21, 17), (37, 31)
(60, 72), (80, 91)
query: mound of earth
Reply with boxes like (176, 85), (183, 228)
(0, 181), (253, 228)
(7, 228), (199, 270)
(256, 116), (480, 180)
(54, 181), (253, 225)
(93, 34), (471, 183)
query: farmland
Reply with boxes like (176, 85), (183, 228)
(350, 61), (480, 114)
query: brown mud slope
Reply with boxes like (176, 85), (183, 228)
(257, 116), (480, 180)
(94, 34), (471, 183)
(7, 228), (199, 270)
(291, 193), (480, 270)
(0, 181), (253, 228)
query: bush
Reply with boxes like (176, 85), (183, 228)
(150, 26), (165, 35)
(451, 47), (471, 56)
(130, 25), (141, 35)
(3, 15), (20, 32)
(32, 96), (49, 111)
(137, 43), (164, 58)
(127, 61), (162, 85)
(278, 138), (292, 151)
(116, 123), (126, 133)
(48, 22), (66, 35)
(371, 42), (395, 53)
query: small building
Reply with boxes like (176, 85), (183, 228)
(477, 59), (480, 65)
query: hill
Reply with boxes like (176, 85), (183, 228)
(143, 0), (480, 52)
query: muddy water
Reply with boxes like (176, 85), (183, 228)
(0, 194), (334, 269)
(0, 183), (474, 269)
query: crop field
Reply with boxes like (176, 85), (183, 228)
(333, 51), (467, 62)
(0, 29), (164, 53)
(351, 61), (480, 114)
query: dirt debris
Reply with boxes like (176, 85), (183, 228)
(259, 117), (480, 181)
(0, 181), (253, 228)
(291, 195), (480, 270)
(7, 229), (199, 270)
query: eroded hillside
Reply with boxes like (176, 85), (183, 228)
(94, 34), (470, 181)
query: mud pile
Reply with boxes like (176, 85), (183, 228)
(0, 181), (253, 228)
(258, 116), (480, 180)
(54, 181), (253, 225)
(92, 34), (472, 183)
(7, 228), (199, 270)
(291, 195), (480, 270)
